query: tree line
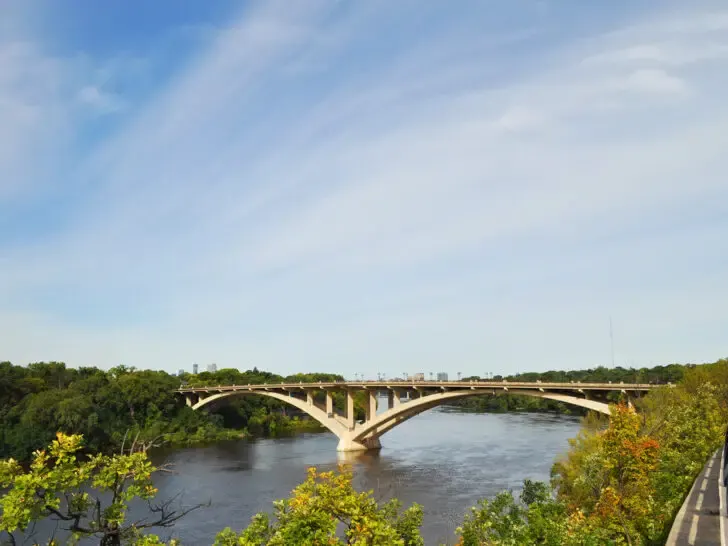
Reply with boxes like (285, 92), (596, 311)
(453, 363), (688, 414)
(0, 360), (694, 463)
(0, 362), (348, 463)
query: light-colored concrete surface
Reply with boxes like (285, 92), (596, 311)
(667, 448), (723, 546)
(177, 380), (658, 451)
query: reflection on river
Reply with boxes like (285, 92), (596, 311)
(151, 408), (582, 545)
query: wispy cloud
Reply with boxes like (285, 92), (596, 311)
(76, 85), (124, 114)
(1, 1), (727, 374)
(0, 41), (69, 198)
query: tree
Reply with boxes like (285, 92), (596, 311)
(454, 479), (609, 546)
(590, 403), (661, 543)
(214, 466), (424, 545)
(0, 433), (200, 546)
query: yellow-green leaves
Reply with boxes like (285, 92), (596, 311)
(0, 432), (179, 545)
(0, 457), (22, 487)
(215, 466), (424, 546)
(1, 433), (85, 534)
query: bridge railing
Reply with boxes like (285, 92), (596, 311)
(176, 380), (661, 392)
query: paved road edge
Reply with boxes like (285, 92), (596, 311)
(665, 449), (719, 546)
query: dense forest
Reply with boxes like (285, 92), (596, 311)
(0, 358), (725, 545)
(0, 360), (693, 463)
(0, 362), (344, 462)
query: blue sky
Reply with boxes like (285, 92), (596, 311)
(2, 0), (727, 377)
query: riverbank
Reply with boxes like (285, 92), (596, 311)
(163, 415), (325, 449)
(447, 394), (586, 415)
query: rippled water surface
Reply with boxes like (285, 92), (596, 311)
(149, 408), (581, 545)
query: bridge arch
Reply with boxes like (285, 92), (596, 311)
(184, 387), (610, 452)
(352, 389), (609, 446)
(191, 390), (348, 438)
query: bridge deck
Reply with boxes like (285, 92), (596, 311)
(176, 380), (658, 393)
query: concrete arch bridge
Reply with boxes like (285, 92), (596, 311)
(176, 380), (658, 452)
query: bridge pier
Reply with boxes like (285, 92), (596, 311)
(326, 391), (334, 416)
(337, 434), (382, 452)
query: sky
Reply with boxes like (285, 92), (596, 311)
(1, 0), (727, 378)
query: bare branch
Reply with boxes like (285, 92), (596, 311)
(44, 504), (94, 535)
(95, 496), (103, 529)
(154, 462), (176, 475)
(132, 495), (208, 530)
(44, 505), (73, 522)
(140, 434), (166, 453)
(130, 430), (141, 455)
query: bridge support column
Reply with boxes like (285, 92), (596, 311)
(185, 395), (193, 407)
(346, 391), (355, 430)
(388, 389), (402, 409)
(306, 390), (314, 405)
(365, 391), (377, 421)
(325, 391), (333, 415)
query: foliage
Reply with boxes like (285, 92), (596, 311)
(455, 358), (728, 545)
(455, 480), (600, 546)
(548, 361), (728, 545)
(0, 363), (332, 464)
(451, 393), (576, 415)
(213, 467), (424, 546)
(0, 433), (198, 546)
(454, 407), (664, 546)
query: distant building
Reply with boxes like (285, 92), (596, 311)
(192, 363), (199, 375)
(437, 372), (448, 381)
(177, 369), (184, 377)
(207, 363), (217, 373)
(413, 372), (425, 381)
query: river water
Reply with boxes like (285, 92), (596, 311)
(149, 408), (582, 545)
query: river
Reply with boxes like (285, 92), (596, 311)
(148, 408), (582, 545)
